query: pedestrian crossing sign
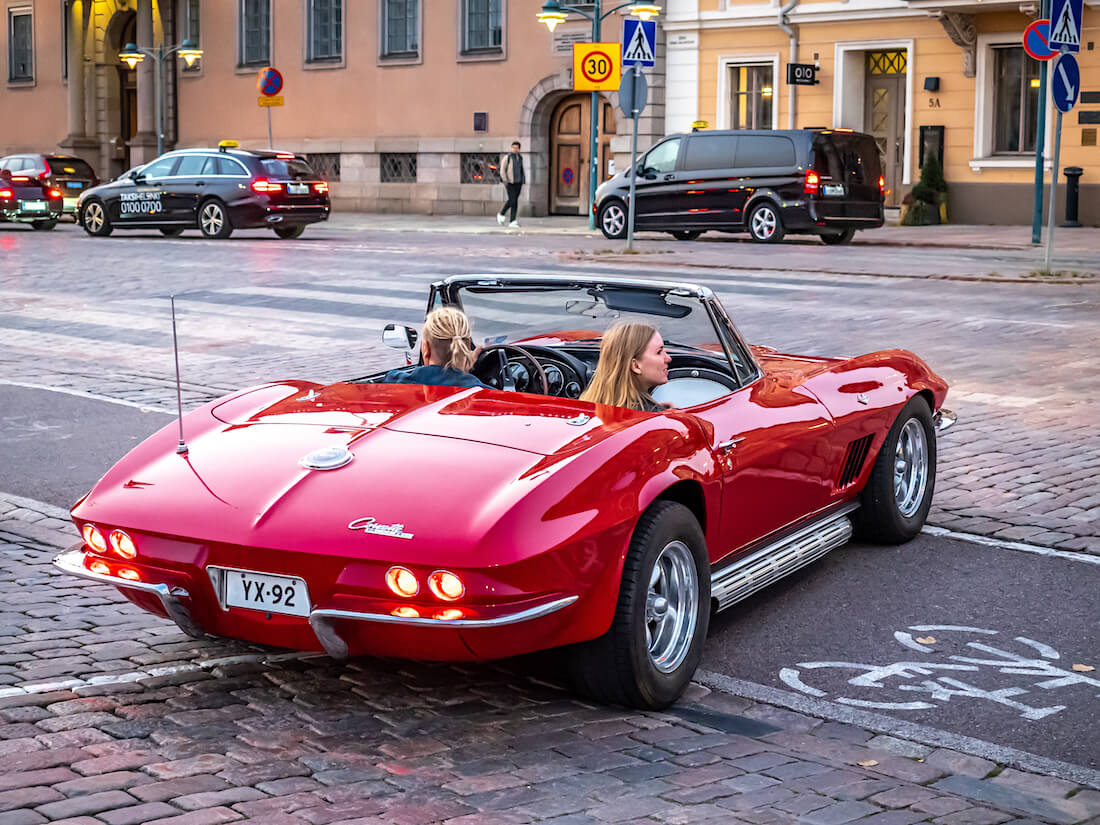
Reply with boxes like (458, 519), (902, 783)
(622, 19), (656, 67)
(1049, 0), (1083, 52)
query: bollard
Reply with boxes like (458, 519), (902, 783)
(1062, 166), (1083, 228)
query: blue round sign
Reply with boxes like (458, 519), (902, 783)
(257, 66), (283, 97)
(562, 168), (574, 185)
(1052, 53), (1079, 113)
(1023, 19), (1055, 61)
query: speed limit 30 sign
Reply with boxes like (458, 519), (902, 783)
(573, 43), (621, 91)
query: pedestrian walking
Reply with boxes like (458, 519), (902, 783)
(496, 141), (525, 229)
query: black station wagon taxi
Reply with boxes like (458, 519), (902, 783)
(77, 141), (331, 240)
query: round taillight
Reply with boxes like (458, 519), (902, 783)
(391, 606), (420, 619)
(82, 524), (107, 553)
(427, 570), (465, 601)
(433, 608), (464, 621)
(108, 530), (137, 559)
(385, 566), (419, 598)
(117, 568), (141, 581)
(89, 560), (110, 575)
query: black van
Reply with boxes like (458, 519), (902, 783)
(593, 129), (884, 244)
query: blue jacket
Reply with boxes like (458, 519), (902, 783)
(379, 365), (490, 389)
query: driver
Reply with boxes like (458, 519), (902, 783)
(579, 322), (672, 412)
(379, 307), (490, 389)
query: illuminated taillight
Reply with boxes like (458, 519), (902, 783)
(433, 608), (464, 621)
(251, 179), (281, 193)
(878, 175), (885, 196)
(0, 189), (12, 199)
(391, 606), (420, 618)
(276, 152), (296, 159)
(118, 568), (141, 581)
(108, 529), (137, 559)
(11, 176), (29, 182)
(804, 169), (820, 195)
(313, 181), (329, 194)
(89, 560), (110, 575)
(82, 524), (107, 553)
(48, 188), (63, 199)
(385, 566), (419, 598)
(427, 570), (464, 601)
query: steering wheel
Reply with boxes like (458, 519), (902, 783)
(474, 344), (549, 395)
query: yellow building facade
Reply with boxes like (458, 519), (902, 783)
(664, 0), (1099, 224)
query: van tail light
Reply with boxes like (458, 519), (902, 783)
(878, 175), (885, 197)
(313, 181), (329, 194)
(251, 178), (282, 193)
(804, 169), (820, 195)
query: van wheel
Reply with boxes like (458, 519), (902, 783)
(81, 200), (113, 236)
(821, 228), (855, 245)
(598, 200), (628, 240)
(670, 231), (701, 241)
(274, 225), (305, 240)
(748, 202), (784, 243)
(30, 220), (58, 231)
(199, 199), (233, 239)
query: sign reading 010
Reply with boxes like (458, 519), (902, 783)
(786, 63), (819, 86)
(573, 43), (622, 91)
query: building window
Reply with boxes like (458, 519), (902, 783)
(729, 64), (772, 130)
(380, 153), (417, 183)
(239, 0), (270, 66)
(463, 0), (501, 53)
(180, 0), (201, 71)
(992, 46), (1039, 153)
(308, 0), (342, 62)
(307, 152), (341, 181)
(461, 153), (500, 184)
(8, 8), (33, 82)
(382, 0), (418, 58)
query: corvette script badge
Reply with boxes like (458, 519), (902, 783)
(348, 517), (414, 540)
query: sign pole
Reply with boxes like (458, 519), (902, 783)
(1031, 0), (1051, 244)
(267, 107), (273, 150)
(626, 67), (641, 251)
(1044, 107), (1063, 271)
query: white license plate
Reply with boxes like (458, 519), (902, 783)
(63, 198), (80, 210)
(823, 184), (845, 197)
(21, 200), (47, 212)
(287, 182), (309, 195)
(221, 568), (311, 617)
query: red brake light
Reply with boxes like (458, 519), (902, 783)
(427, 570), (465, 602)
(48, 188), (63, 199)
(276, 152), (296, 159)
(804, 169), (820, 195)
(878, 175), (885, 195)
(386, 566), (419, 598)
(82, 523), (108, 553)
(11, 176), (30, 182)
(108, 529), (137, 559)
(313, 181), (329, 194)
(0, 189), (12, 199)
(251, 178), (281, 193)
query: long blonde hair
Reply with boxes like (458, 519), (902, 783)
(579, 322), (659, 410)
(423, 307), (477, 372)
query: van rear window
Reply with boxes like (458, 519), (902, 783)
(47, 157), (95, 178)
(682, 135), (737, 171)
(733, 136), (796, 168)
(813, 134), (882, 184)
(261, 158), (316, 178)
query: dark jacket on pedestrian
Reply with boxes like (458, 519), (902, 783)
(501, 152), (525, 185)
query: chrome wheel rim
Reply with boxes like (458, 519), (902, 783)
(894, 418), (929, 517)
(751, 207), (776, 239)
(645, 540), (699, 673)
(602, 204), (625, 236)
(201, 204), (223, 235)
(85, 203), (103, 232)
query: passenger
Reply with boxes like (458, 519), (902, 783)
(579, 322), (672, 412)
(380, 307), (490, 389)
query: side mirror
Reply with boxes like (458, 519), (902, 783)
(643, 170), (658, 181)
(382, 323), (418, 350)
(132, 171), (147, 183)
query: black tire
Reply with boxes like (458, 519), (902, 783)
(820, 228), (856, 245)
(159, 227), (185, 237)
(670, 230), (702, 241)
(747, 201), (785, 243)
(81, 200), (113, 237)
(567, 501), (710, 710)
(598, 199), (628, 240)
(198, 199), (233, 239)
(853, 395), (937, 544)
(274, 224), (305, 240)
(30, 220), (58, 231)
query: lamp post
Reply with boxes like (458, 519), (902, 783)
(538, 1), (660, 229)
(119, 40), (203, 157)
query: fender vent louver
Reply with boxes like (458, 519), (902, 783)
(838, 434), (874, 488)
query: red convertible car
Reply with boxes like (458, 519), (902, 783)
(56, 275), (955, 709)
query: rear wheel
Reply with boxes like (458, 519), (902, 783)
(598, 200), (628, 240)
(567, 501), (710, 709)
(670, 230), (702, 241)
(159, 227), (185, 237)
(748, 202), (784, 243)
(198, 199), (233, 239)
(820, 228), (855, 245)
(30, 220), (58, 231)
(81, 200), (112, 236)
(274, 224), (305, 240)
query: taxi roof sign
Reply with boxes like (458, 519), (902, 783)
(218, 140), (240, 151)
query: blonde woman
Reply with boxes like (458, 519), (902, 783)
(579, 322), (672, 412)
(380, 307), (490, 389)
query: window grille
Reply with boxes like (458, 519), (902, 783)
(383, 0), (418, 57)
(866, 51), (906, 76)
(308, 0), (342, 62)
(239, 0), (270, 66)
(307, 153), (341, 181)
(461, 153), (500, 184)
(380, 153), (416, 183)
(8, 10), (33, 82)
(463, 0), (502, 53)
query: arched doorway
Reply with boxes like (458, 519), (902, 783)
(105, 11), (137, 175)
(549, 94), (616, 215)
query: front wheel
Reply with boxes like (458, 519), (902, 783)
(198, 200), (233, 239)
(670, 230), (702, 241)
(30, 220), (58, 231)
(567, 501), (710, 709)
(853, 395), (936, 544)
(81, 201), (113, 236)
(274, 224), (305, 240)
(820, 228), (855, 245)
(598, 200), (628, 240)
(747, 202), (785, 243)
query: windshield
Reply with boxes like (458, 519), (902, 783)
(261, 158), (316, 178)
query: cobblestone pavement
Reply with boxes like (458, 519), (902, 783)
(0, 496), (1097, 825)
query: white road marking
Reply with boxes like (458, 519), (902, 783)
(0, 380), (177, 415)
(922, 525), (1100, 565)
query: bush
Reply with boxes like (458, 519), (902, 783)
(902, 154), (948, 225)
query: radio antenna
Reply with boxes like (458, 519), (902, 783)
(170, 295), (188, 455)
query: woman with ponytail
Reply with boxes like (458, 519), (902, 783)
(380, 307), (490, 389)
(579, 322), (672, 412)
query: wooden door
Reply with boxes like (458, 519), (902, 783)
(550, 94), (616, 215)
(865, 51), (907, 206)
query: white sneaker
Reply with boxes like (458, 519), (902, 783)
(496, 213), (506, 225)
(508, 220), (520, 228)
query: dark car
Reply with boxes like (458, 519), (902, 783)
(0, 153), (99, 218)
(77, 141), (331, 240)
(594, 128), (885, 245)
(0, 167), (64, 230)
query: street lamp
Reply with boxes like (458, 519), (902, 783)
(538, 1), (661, 229)
(119, 39), (203, 156)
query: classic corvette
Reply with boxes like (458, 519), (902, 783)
(56, 275), (955, 709)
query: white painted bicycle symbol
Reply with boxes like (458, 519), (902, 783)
(779, 625), (1099, 721)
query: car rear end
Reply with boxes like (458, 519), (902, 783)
(0, 172), (64, 224)
(234, 152), (331, 231)
(805, 130), (885, 232)
(40, 155), (99, 215)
